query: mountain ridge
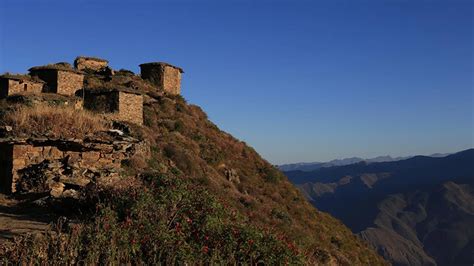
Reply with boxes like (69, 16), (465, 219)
(279, 152), (453, 172)
(285, 148), (474, 265)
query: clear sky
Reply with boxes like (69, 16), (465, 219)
(0, 0), (472, 164)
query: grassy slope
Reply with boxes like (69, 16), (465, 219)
(135, 95), (386, 265)
(0, 74), (386, 264)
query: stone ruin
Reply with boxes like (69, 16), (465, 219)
(0, 136), (149, 198)
(83, 88), (144, 126)
(0, 55), (186, 197)
(140, 62), (184, 95)
(0, 74), (45, 99)
(74, 56), (109, 72)
(1, 56), (185, 125)
(29, 64), (84, 96)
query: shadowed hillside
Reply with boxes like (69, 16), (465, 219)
(287, 150), (474, 265)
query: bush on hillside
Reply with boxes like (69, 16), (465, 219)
(1, 173), (303, 265)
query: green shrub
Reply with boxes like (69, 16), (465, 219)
(143, 107), (155, 127)
(271, 208), (292, 224)
(174, 120), (184, 132)
(262, 166), (284, 183)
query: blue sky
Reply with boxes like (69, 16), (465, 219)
(0, 0), (472, 164)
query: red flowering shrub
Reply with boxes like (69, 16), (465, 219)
(1, 173), (303, 264)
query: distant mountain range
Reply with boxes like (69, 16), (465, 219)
(285, 149), (474, 266)
(279, 153), (451, 172)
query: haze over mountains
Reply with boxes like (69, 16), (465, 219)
(285, 149), (474, 266)
(279, 153), (451, 172)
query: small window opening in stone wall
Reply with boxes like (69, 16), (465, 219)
(24, 84), (28, 91)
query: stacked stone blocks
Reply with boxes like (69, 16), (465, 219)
(0, 75), (44, 98)
(0, 139), (136, 194)
(139, 62), (183, 95)
(28, 68), (84, 96)
(0, 56), (184, 196)
(83, 89), (144, 125)
(74, 56), (109, 72)
(1, 57), (184, 125)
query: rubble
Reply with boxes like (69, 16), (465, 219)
(0, 136), (150, 197)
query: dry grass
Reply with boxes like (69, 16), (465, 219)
(0, 91), (386, 264)
(2, 104), (107, 139)
(29, 63), (78, 73)
(137, 96), (387, 265)
(84, 73), (157, 95)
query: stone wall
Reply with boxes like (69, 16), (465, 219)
(84, 90), (119, 113)
(0, 138), (146, 195)
(30, 69), (83, 96)
(83, 90), (143, 125)
(75, 57), (108, 71)
(0, 79), (44, 99)
(162, 66), (181, 95)
(139, 63), (183, 95)
(140, 65), (163, 88)
(57, 71), (84, 96)
(29, 70), (58, 93)
(118, 92), (143, 125)
(9, 80), (43, 96)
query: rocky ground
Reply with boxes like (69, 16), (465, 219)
(0, 194), (52, 244)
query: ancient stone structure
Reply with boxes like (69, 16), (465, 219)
(139, 62), (184, 95)
(0, 137), (148, 196)
(0, 56), (182, 127)
(29, 65), (84, 96)
(0, 56), (176, 197)
(0, 74), (44, 99)
(74, 56), (109, 72)
(83, 89), (144, 125)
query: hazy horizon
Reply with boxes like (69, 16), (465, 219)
(1, 0), (472, 164)
(278, 147), (472, 165)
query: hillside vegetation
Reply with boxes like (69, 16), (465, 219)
(0, 81), (385, 264)
(133, 95), (385, 264)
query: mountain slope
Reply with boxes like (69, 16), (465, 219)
(0, 66), (386, 264)
(287, 150), (474, 265)
(360, 181), (474, 265)
(131, 95), (386, 264)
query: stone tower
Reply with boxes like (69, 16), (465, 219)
(139, 62), (184, 95)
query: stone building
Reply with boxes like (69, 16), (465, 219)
(29, 64), (84, 96)
(0, 138), (146, 195)
(74, 56), (109, 72)
(139, 62), (184, 95)
(83, 88), (143, 125)
(0, 74), (44, 99)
